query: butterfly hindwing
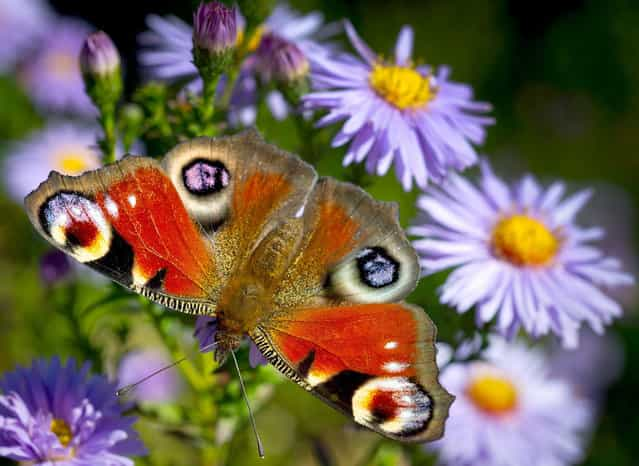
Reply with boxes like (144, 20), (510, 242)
(252, 302), (453, 442)
(25, 156), (219, 314)
(250, 177), (453, 441)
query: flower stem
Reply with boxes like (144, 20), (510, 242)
(200, 76), (221, 135)
(220, 68), (240, 110)
(100, 109), (117, 164)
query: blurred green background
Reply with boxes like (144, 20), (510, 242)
(1, 1), (638, 465)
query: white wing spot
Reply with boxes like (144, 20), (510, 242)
(384, 341), (398, 350)
(104, 195), (119, 218)
(127, 194), (137, 207)
(383, 361), (409, 373)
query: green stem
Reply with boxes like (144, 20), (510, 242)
(220, 68), (240, 111)
(200, 75), (221, 134)
(100, 109), (117, 164)
(144, 302), (210, 393)
(61, 281), (103, 371)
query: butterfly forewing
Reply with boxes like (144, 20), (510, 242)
(161, 130), (317, 280)
(25, 156), (219, 314)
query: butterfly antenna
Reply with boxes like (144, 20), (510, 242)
(115, 341), (221, 397)
(231, 350), (265, 459)
(116, 356), (187, 397)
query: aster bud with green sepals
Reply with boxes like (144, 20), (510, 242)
(255, 34), (310, 103)
(80, 31), (122, 111)
(192, 2), (237, 81)
(79, 30), (122, 163)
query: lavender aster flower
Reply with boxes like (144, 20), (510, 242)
(20, 17), (96, 115)
(194, 317), (267, 367)
(2, 122), (100, 202)
(302, 23), (494, 190)
(118, 350), (184, 403)
(429, 337), (592, 466)
(410, 161), (634, 347)
(0, 357), (146, 465)
(0, 0), (52, 72)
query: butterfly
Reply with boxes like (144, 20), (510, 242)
(25, 129), (453, 442)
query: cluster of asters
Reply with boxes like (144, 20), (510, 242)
(0, 1), (634, 465)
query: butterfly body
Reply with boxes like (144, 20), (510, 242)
(25, 130), (453, 443)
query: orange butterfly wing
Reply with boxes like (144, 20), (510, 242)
(253, 303), (452, 442)
(26, 157), (218, 313)
(249, 178), (453, 442)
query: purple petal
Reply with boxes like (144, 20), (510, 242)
(343, 20), (376, 65)
(394, 25), (414, 65)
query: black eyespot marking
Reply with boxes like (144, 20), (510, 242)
(146, 268), (167, 290)
(318, 370), (372, 410)
(38, 190), (97, 236)
(87, 230), (134, 286)
(298, 350), (316, 378)
(182, 159), (230, 196)
(356, 247), (400, 288)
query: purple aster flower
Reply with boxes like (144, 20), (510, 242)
(0, 0), (52, 72)
(117, 350), (184, 403)
(0, 357), (146, 465)
(39, 249), (72, 285)
(194, 316), (267, 367)
(302, 23), (494, 190)
(410, 161), (634, 347)
(2, 122), (101, 202)
(138, 5), (333, 124)
(20, 17), (96, 116)
(429, 337), (593, 466)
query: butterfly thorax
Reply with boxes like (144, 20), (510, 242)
(213, 276), (272, 363)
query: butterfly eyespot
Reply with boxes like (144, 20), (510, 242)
(164, 140), (234, 231)
(328, 245), (418, 303)
(352, 377), (432, 436)
(356, 247), (400, 288)
(38, 192), (112, 263)
(182, 159), (230, 196)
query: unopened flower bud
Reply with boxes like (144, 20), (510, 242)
(79, 31), (122, 113)
(80, 31), (120, 78)
(255, 34), (309, 84)
(193, 2), (237, 79)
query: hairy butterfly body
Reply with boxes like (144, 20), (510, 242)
(25, 130), (453, 442)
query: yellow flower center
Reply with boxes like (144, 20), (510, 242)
(56, 153), (91, 175)
(50, 418), (73, 447)
(46, 53), (78, 78)
(237, 25), (266, 53)
(466, 374), (518, 415)
(491, 214), (559, 266)
(369, 64), (434, 110)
